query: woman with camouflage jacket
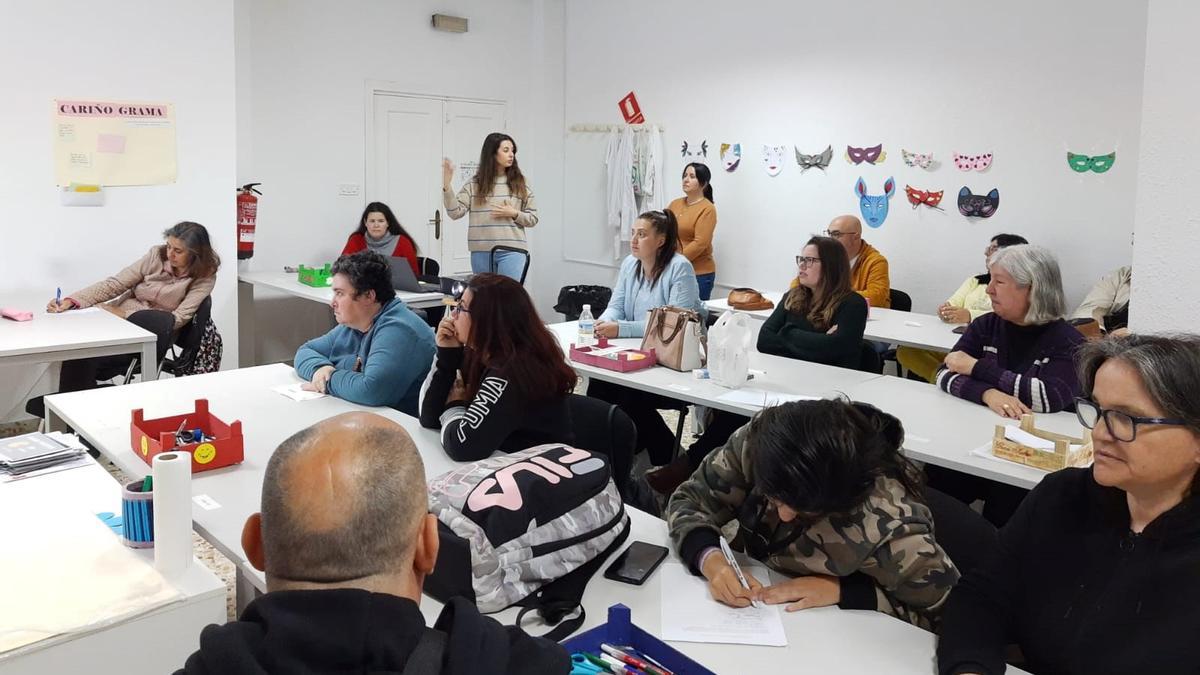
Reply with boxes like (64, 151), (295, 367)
(666, 399), (959, 630)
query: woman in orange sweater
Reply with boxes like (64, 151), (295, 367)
(667, 162), (717, 300)
(341, 201), (419, 276)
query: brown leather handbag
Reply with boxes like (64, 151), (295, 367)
(727, 288), (775, 311)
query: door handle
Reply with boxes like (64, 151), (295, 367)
(428, 210), (442, 240)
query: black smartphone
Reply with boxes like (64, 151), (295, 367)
(603, 541), (669, 585)
(952, 325), (968, 334)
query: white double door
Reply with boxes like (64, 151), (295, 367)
(371, 94), (506, 276)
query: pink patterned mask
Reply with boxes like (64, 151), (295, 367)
(953, 152), (993, 171)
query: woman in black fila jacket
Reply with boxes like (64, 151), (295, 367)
(420, 273), (579, 461)
(937, 334), (1200, 675)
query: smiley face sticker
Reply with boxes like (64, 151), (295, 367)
(140, 435), (149, 456)
(194, 443), (217, 465)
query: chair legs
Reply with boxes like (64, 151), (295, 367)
(671, 407), (689, 458)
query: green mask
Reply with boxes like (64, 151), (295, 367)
(1067, 151), (1116, 174)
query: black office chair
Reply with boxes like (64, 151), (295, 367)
(882, 288), (913, 375)
(123, 296), (215, 383)
(923, 487), (999, 576)
(564, 394), (637, 498)
(489, 245), (531, 285)
(858, 341), (884, 374)
(416, 256), (441, 283)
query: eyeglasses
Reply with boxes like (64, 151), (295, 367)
(1073, 397), (1186, 442)
(450, 297), (471, 316)
(824, 229), (855, 239)
(795, 256), (821, 268)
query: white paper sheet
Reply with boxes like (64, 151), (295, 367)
(715, 387), (818, 409)
(272, 382), (326, 401)
(659, 562), (788, 647)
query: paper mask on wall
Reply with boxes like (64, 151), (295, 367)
(846, 144), (886, 165)
(953, 152), (993, 171)
(681, 140), (708, 158)
(720, 143), (742, 172)
(795, 145), (833, 172)
(1067, 151), (1115, 174)
(958, 187), (1000, 218)
(856, 176), (896, 228)
(905, 185), (944, 210)
(763, 145), (785, 176)
(902, 149), (935, 169)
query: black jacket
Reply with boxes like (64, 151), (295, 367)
(937, 467), (1200, 675)
(176, 590), (569, 675)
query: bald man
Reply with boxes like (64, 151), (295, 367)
(177, 412), (569, 675)
(826, 214), (891, 308)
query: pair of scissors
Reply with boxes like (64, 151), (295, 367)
(570, 653), (607, 675)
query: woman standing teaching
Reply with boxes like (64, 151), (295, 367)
(667, 162), (717, 300)
(442, 132), (538, 280)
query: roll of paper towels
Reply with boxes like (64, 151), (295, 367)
(152, 451), (192, 576)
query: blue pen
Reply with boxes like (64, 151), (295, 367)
(55, 287), (61, 307)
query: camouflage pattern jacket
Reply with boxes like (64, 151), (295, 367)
(666, 424), (960, 630)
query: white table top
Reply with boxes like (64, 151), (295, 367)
(865, 306), (963, 352)
(548, 322), (881, 415)
(0, 293), (156, 360)
(42, 363), (991, 673)
(238, 269), (445, 309)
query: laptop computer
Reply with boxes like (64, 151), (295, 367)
(388, 257), (442, 293)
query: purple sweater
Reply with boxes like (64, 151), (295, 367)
(935, 313), (1084, 413)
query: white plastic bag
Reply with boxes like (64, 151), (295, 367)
(708, 311), (752, 389)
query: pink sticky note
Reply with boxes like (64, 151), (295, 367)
(96, 133), (126, 153)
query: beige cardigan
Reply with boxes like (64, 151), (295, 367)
(67, 246), (215, 330)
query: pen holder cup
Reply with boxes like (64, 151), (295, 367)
(130, 399), (244, 473)
(121, 480), (154, 549)
(561, 604), (715, 675)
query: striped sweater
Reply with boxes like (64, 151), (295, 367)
(443, 175), (538, 253)
(935, 313), (1084, 413)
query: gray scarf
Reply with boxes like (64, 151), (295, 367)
(365, 231), (398, 256)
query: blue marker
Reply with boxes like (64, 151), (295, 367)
(55, 287), (62, 307)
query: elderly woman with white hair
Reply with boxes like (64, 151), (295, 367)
(928, 245), (1087, 525)
(935, 244), (1086, 418)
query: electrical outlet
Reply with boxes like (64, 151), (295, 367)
(338, 183), (361, 196)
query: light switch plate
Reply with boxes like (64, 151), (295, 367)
(338, 183), (361, 196)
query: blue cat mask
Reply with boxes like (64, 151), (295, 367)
(856, 176), (895, 228)
(958, 187), (1000, 218)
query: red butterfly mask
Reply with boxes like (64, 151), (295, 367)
(905, 185), (944, 210)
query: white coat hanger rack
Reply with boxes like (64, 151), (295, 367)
(569, 123), (664, 132)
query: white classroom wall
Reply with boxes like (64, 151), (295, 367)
(0, 1), (237, 421)
(1129, 0), (1200, 333)
(236, 0), (564, 364)
(547, 0), (1148, 317)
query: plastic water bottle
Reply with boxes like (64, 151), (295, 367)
(578, 304), (596, 347)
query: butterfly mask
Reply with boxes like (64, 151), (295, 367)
(905, 185), (944, 210)
(846, 144), (886, 165)
(681, 140), (708, 158)
(958, 187), (1000, 218)
(954, 152), (993, 171)
(720, 143), (742, 171)
(795, 145), (833, 172)
(902, 149), (934, 169)
(856, 176), (896, 228)
(763, 145), (785, 176)
(1067, 151), (1115, 174)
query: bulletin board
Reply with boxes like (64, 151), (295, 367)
(52, 99), (177, 186)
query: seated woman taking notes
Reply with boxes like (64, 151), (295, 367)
(938, 334), (1200, 675)
(46, 221), (219, 392)
(666, 400), (959, 630)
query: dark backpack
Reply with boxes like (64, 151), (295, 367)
(425, 444), (630, 640)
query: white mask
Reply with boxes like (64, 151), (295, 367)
(763, 145), (785, 177)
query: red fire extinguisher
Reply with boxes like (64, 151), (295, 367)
(236, 183), (262, 260)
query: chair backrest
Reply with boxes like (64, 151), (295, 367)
(889, 289), (913, 312)
(923, 487), (999, 576)
(416, 256), (441, 282)
(165, 296), (213, 375)
(490, 245), (531, 285)
(857, 341), (884, 374)
(564, 394), (635, 495)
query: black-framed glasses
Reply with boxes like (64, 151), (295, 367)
(451, 303), (470, 316)
(1074, 397), (1186, 442)
(795, 256), (821, 268)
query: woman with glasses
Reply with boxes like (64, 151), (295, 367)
(666, 399), (959, 630)
(897, 233), (1028, 382)
(647, 235), (870, 495)
(938, 334), (1200, 675)
(419, 273), (579, 462)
